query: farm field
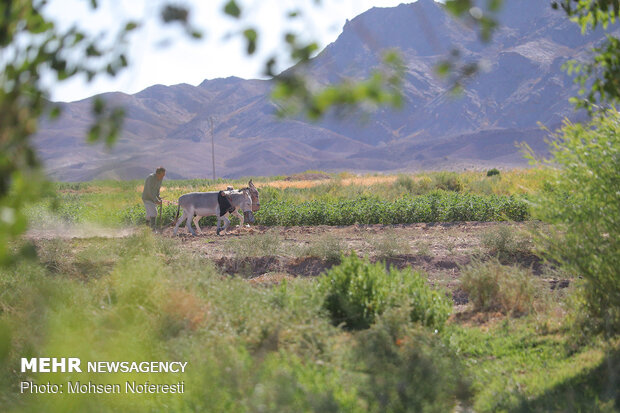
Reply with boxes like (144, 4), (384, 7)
(3, 169), (619, 412)
(165, 222), (552, 299)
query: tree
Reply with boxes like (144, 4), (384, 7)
(0, 0), (137, 263)
(526, 112), (620, 336)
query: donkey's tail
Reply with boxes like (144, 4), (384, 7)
(172, 203), (180, 226)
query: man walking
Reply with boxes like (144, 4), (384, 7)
(142, 167), (166, 230)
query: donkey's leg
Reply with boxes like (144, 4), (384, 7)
(193, 215), (203, 233)
(216, 215), (231, 236)
(222, 216), (231, 232)
(185, 207), (197, 236)
(233, 209), (244, 227)
(173, 210), (187, 236)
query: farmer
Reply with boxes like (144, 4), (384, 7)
(142, 167), (166, 230)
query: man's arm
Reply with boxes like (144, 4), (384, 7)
(144, 176), (161, 204)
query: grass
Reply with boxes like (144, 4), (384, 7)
(1, 230), (617, 412)
(24, 169), (551, 230)
(460, 259), (542, 316)
(5, 169), (619, 412)
(292, 233), (347, 261)
(447, 319), (619, 412)
(364, 228), (411, 258)
(481, 225), (533, 260)
(224, 230), (284, 258)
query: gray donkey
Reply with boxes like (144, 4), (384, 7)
(173, 181), (259, 236)
(191, 180), (260, 233)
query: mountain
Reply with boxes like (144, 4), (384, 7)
(34, 0), (617, 180)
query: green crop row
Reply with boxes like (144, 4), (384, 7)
(120, 192), (529, 227)
(254, 192), (529, 226)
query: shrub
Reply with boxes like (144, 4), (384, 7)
(226, 231), (282, 258)
(355, 310), (471, 413)
(295, 233), (345, 261)
(365, 228), (411, 258)
(460, 259), (539, 315)
(431, 171), (464, 192)
(528, 113), (620, 335)
(394, 174), (416, 192)
(486, 168), (501, 177)
(317, 253), (451, 330)
(480, 225), (531, 260)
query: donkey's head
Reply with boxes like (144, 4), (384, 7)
(247, 179), (260, 212)
(238, 189), (256, 224)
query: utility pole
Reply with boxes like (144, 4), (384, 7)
(208, 117), (215, 180)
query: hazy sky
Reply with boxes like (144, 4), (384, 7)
(43, 0), (415, 102)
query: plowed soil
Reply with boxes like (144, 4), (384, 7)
(161, 222), (569, 306)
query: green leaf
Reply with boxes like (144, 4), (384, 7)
(224, 0), (241, 18)
(243, 28), (258, 55)
(124, 21), (138, 31)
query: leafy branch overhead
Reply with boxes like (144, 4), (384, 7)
(0, 0), (137, 263)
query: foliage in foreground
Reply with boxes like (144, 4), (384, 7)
(355, 310), (471, 413)
(2, 231), (620, 411)
(0, 231), (467, 412)
(317, 253), (452, 331)
(529, 112), (620, 336)
(461, 259), (541, 316)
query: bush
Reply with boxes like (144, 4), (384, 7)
(355, 310), (471, 413)
(317, 253), (451, 330)
(225, 230), (282, 258)
(431, 171), (464, 192)
(295, 233), (345, 262)
(481, 225), (531, 260)
(529, 113), (620, 335)
(394, 174), (416, 193)
(460, 259), (539, 315)
(365, 228), (411, 258)
(486, 168), (501, 177)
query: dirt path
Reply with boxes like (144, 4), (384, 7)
(26, 226), (137, 240)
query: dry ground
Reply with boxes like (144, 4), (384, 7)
(161, 221), (567, 306)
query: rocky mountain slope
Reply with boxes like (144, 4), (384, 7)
(35, 0), (615, 180)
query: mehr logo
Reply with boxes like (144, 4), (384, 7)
(21, 358), (82, 373)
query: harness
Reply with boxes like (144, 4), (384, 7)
(217, 191), (235, 217)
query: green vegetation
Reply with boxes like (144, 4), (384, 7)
(529, 113), (620, 337)
(461, 259), (541, 315)
(2, 230), (618, 412)
(22, 171), (536, 230)
(293, 234), (346, 262)
(318, 253), (452, 331)
(4, 157), (618, 412)
(0, 232), (456, 412)
(255, 193), (528, 227)
(448, 320), (619, 412)
(480, 225), (532, 260)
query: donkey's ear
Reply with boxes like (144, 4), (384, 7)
(249, 179), (255, 188)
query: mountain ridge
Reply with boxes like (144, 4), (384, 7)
(35, 0), (614, 180)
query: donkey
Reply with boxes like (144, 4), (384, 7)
(191, 180), (260, 233)
(173, 188), (255, 236)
